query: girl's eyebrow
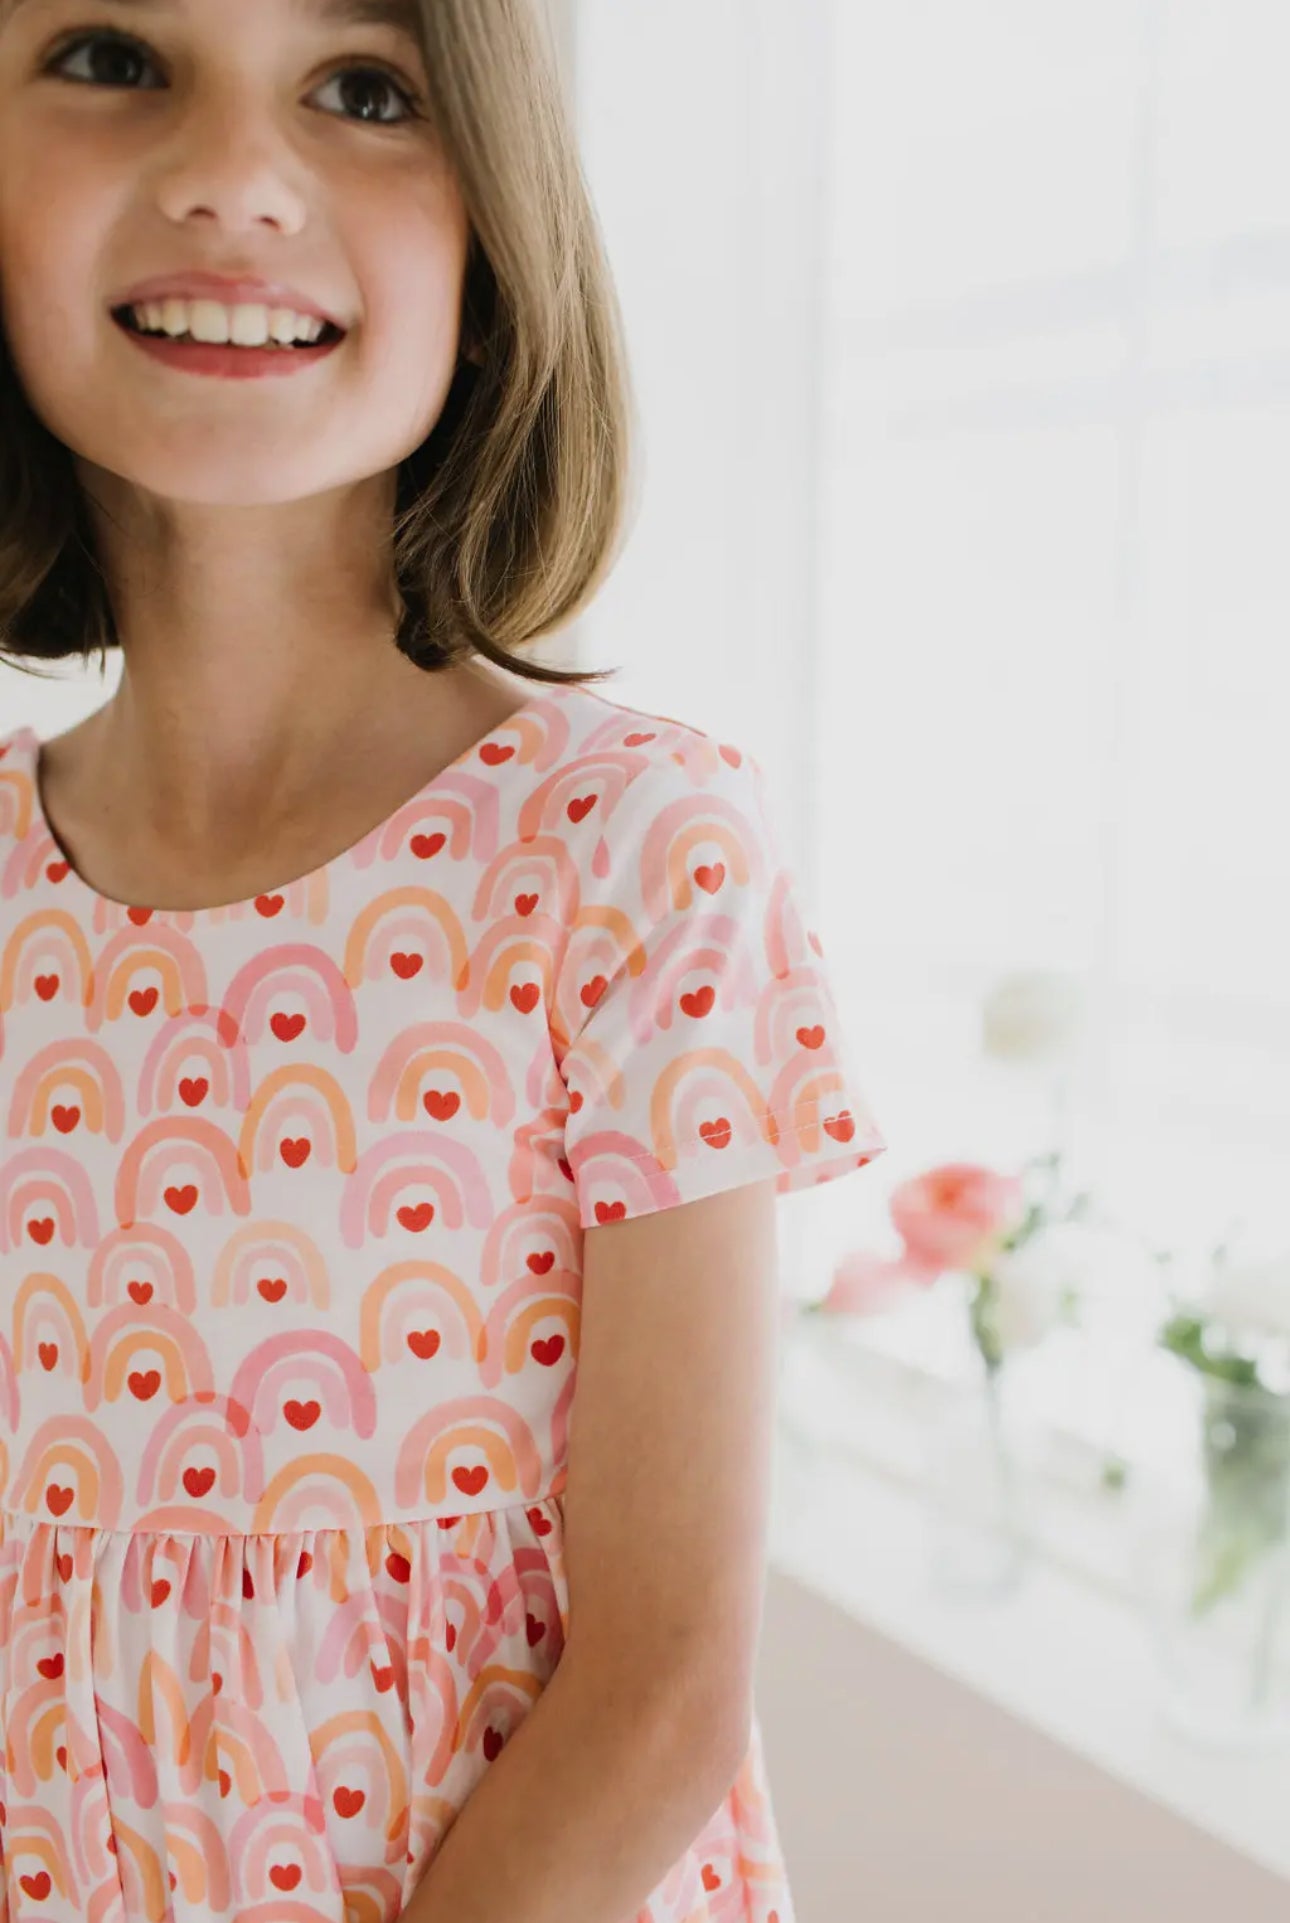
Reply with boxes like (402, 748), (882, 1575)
(3, 0), (424, 41)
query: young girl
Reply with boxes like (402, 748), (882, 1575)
(0, 0), (886, 1918)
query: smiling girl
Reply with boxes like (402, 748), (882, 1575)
(0, 2), (886, 1919)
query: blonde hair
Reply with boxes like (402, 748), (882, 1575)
(0, 0), (637, 687)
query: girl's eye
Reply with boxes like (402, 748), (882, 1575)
(43, 30), (422, 126)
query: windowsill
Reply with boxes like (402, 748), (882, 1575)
(770, 1311), (1290, 1885)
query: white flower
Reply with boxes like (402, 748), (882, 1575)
(987, 1221), (1146, 1352)
(1208, 1252), (1290, 1347)
(981, 971), (1085, 1065)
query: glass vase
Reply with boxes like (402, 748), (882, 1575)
(922, 1351), (1031, 1600)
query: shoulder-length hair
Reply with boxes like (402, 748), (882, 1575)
(0, 0), (637, 688)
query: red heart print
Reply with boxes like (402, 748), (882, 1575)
(258, 1276), (287, 1302)
(178, 1077), (208, 1105)
(268, 1866), (301, 1892)
(151, 1579), (171, 1607)
(128, 1279), (153, 1303)
(526, 1612), (546, 1646)
(694, 863), (725, 894)
(483, 1727), (504, 1761)
(255, 894), (285, 917)
(569, 1088), (583, 1112)
(183, 1466), (215, 1497)
(594, 1200), (626, 1224)
(624, 731), (656, 746)
(796, 1025), (825, 1049)
(823, 1110), (856, 1143)
(334, 1786), (366, 1818)
(531, 1335), (565, 1366)
(699, 1117), (732, 1150)
(480, 741), (515, 765)
(284, 1399), (321, 1430)
(51, 1104), (80, 1133)
(129, 986), (158, 1016)
(127, 906), (152, 925)
(270, 1012), (305, 1041)
(38, 1341), (58, 1370)
(510, 982), (540, 1014)
(46, 858), (70, 882)
(390, 952), (423, 979)
(680, 985), (715, 1018)
(165, 1184), (198, 1214)
(566, 794), (597, 823)
(407, 1329), (440, 1359)
(451, 1464), (488, 1496)
(37, 1652), (64, 1680)
(370, 1662), (396, 1692)
(45, 1483), (73, 1516)
(514, 892), (538, 916)
(28, 1216), (55, 1243)
(280, 1137), (311, 1167)
(580, 975), (607, 1008)
(128, 1369), (161, 1400)
(56, 1553), (73, 1582)
(526, 1250), (554, 1274)
(385, 1551), (411, 1583)
(702, 1864), (721, 1892)
(20, 1873), (51, 1901)
(411, 831), (446, 859)
(397, 1202), (435, 1231)
(422, 1089), (460, 1122)
(35, 973), (59, 999)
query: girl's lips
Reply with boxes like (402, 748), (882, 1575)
(111, 309), (346, 380)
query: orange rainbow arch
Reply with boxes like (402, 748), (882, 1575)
(211, 1220), (332, 1309)
(0, 909), (95, 1012)
(640, 788), (766, 920)
(251, 1454), (385, 1535)
(755, 967), (838, 1060)
(88, 1222), (201, 1313)
(394, 1397), (546, 1510)
(139, 1399), (253, 1510)
(371, 1020), (515, 1127)
(86, 1306), (216, 1412)
(483, 1288), (579, 1388)
(13, 1415), (124, 1525)
(649, 1048), (777, 1168)
(453, 1665), (544, 1749)
(472, 833), (583, 921)
(114, 1113), (254, 1229)
(342, 887), (469, 991)
(478, 1194), (582, 1290)
(1, 1145), (99, 1252)
(86, 926), (211, 1033)
(237, 1798), (336, 1896)
(473, 940), (555, 1017)
(359, 1261), (480, 1370)
(12, 1271), (89, 1375)
(134, 1652), (195, 1764)
(136, 1003), (249, 1114)
(158, 1807), (236, 1915)
(309, 1709), (409, 1844)
(15, 1053), (122, 1143)
(237, 1064), (358, 1177)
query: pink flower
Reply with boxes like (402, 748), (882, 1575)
(819, 1247), (940, 1316)
(889, 1162), (1026, 1281)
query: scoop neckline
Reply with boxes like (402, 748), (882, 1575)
(12, 682), (578, 924)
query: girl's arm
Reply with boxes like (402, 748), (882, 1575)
(399, 1176), (782, 1923)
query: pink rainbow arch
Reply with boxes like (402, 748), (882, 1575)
(453, 1666), (544, 1751)
(370, 1019), (515, 1127)
(476, 1279), (579, 1392)
(114, 1113), (254, 1229)
(342, 887), (470, 991)
(211, 1221), (332, 1310)
(136, 1002), (245, 1114)
(342, 1130), (495, 1244)
(84, 1304), (217, 1411)
(83, 925), (211, 1034)
(14, 1414), (125, 1525)
(221, 944), (358, 1050)
(1, 1144), (101, 1253)
(12, 1271), (88, 1372)
(472, 833), (583, 921)
(12, 1047), (124, 1142)
(642, 800), (761, 922)
(358, 1261), (479, 1370)
(515, 752), (641, 843)
(236, 1063), (358, 1177)
(478, 1193), (582, 1290)
(649, 1047), (777, 1168)
(0, 908), (95, 1011)
(307, 1709), (409, 1840)
(394, 1396), (546, 1509)
(137, 1393), (259, 1508)
(89, 1222), (200, 1313)
(227, 1330), (378, 1442)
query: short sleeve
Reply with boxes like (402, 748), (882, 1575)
(553, 738), (888, 1229)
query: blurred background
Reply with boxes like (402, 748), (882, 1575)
(5, 1), (1290, 1916)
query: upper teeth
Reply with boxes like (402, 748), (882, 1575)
(127, 299), (330, 345)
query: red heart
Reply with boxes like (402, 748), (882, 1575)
(568, 1088), (583, 1112)
(129, 986), (158, 1016)
(268, 1866), (301, 1892)
(38, 1341), (58, 1370)
(128, 906), (153, 924)
(680, 985), (715, 1018)
(183, 1466), (215, 1497)
(411, 831), (446, 859)
(56, 1553), (73, 1582)
(823, 1110), (855, 1143)
(531, 1335), (565, 1366)
(796, 1025), (825, 1049)
(397, 1202), (435, 1231)
(694, 863), (725, 894)
(699, 1117), (732, 1150)
(178, 1076), (208, 1105)
(128, 1369), (161, 1400)
(526, 1250), (554, 1274)
(483, 1727), (504, 1761)
(594, 1200), (626, 1224)
(284, 1399), (321, 1430)
(407, 1329), (440, 1359)
(270, 1011), (305, 1041)
(452, 1464), (488, 1496)
(255, 894), (285, 917)
(510, 982), (540, 1014)
(37, 1652), (64, 1680)
(580, 975), (607, 1008)
(702, 1864), (722, 1893)
(57, 1745), (67, 1770)
(514, 892), (538, 916)
(566, 794), (596, 823)
(165, 1184), (198, 1214)
(526, 1505), (553, 1536)
(127, 1280), (153, 1304)
(480, 741), (515, 765)
(218, 1768), (232, 1798)
(51, 1104), (80, 1133)
(390, 952), (423, 979)
(258, 1276), (287, 1302)
(28, 1216), (55, 1243)
(422, 1089), (460, 1122)
(624, 731), (656, 746)
(151, 1579), (171, 1607)
(45, 1483), (73, 1516)
(20, 1873), (51, 1901)
(526, 1612), (546, 1646)
(46, 858), (70, 882)
(35, 972), (59, 1000)
(370, 1662), (396, 1692)
(385, 1551), (411, 1584)
(280, 1137), (311, 1167)
(334, 1786), (366, 1818)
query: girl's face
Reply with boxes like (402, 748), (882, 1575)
(0, 0), (471, 510)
